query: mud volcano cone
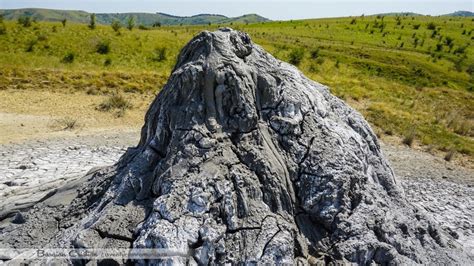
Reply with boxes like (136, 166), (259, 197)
(2, 28), (470, 265)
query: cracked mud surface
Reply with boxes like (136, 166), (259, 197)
(382, 143), (474, 255)
(0, 130), (139, 220)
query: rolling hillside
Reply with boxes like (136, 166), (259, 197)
(443, 11), (474, 17)
(0, 8), (270, 26)
(0, 14), (472, 158)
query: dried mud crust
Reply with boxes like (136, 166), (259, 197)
(0, 130), (139, 221)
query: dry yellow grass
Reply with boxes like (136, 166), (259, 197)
(0, 88), (153, 143)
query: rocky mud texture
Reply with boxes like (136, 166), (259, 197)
(1, 29), (473, 264)
(0, 132), (137, 221)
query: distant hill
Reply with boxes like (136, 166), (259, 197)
(0, 8), (270, 26)
(371, 11), (474, 17)
(371, 12), (423, 17)
(442, 11), (474, 17)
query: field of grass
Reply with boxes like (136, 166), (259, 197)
(0, 15), (473, 158)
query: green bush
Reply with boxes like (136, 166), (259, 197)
(111, 20), (121, 33)
(89, 14), (96, 30)
(151, 47), (167, 62)
(127, 16), (135, 31)
(288, 48), (304, 65)
(427, 22), (436, 30)
(0, 23), (6, 35)
(18, 16), (32, 27)
(96, 40), (111, 54)
(104, 58), (112, 66)
(138, 24), (149, 30)
(61, 52), (75, 63)
(25, 39), (37, 52)
(310, 48), (320, 59)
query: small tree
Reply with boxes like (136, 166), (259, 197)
(111, 20), (121, 34)
(0, 23), (6, 35)
(127, 16), (135, 31)
(152, 21), (161, 27)
(18, 16), (32, 27)
(288, 48), (304, 66)
(89, 14), (96, 30)
(61, 18), (67, 27)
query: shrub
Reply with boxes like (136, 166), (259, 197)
(152, 21), (161, 27)
(138, 24), (149, 30)
(453, 46), (467, 55)
(288, 48), (304, 65)
(97, 93), (132, 112)
(89, 14), (96, 29)
(152, 47), (167, 62)
(61, 18), (67, 27)
(37, 32), (48, 41)
(444, 149), (455, 162)
(426, 22), (436, 30)
(350, 18), (356, 25)
(413, 24), (421, 30)
(111, 20), (121, 33)
(435, 43), (443, 51)
(127, 16), (135, 31)
(25, 39), (37, 52)
(104, 58), (112, 66)
(58, 117), (78, 130)
(402, 129), (416, 146)
(61, 52), (75, 63)
(96, 40), (111, 54)
(444, 36), (454, 47)
(0, 23), (6, 35)
(18, 16), (32, 27)
(51, 117), (78, 130)
(310, 48), (320, 59)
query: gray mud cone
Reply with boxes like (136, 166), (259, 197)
(1, 28), (472, 265)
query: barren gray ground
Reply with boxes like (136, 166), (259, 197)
(0, 130), (473, 255)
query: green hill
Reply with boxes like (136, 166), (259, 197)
(0, 8), (270, 26)
(372, 12), (423, 17)
(443, 11), (474, 17)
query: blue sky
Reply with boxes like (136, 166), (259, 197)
(0, 0), (472, 20)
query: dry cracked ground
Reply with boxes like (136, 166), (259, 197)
(0, 127), (473, 257)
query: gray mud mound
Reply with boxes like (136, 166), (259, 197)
(1, 28), (472, 265)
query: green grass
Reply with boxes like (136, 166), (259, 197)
(0, 15), (472, 156)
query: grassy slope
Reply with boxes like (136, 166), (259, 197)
(0, 15), (472, 156)
(0, 8), (269, 26)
